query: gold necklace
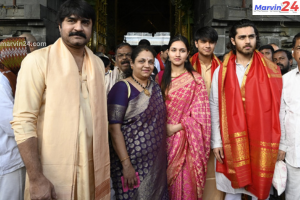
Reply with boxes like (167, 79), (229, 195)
(131, 76), (150, 97)
(171, 69), (186, 78)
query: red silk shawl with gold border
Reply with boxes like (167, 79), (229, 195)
(190, 52), (221, 77)
(217, 50), (282, 199)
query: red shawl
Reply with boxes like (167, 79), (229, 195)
(156, 52), (165, 71)
(190, 52), (221, 77)
(217, 51), (282, 199)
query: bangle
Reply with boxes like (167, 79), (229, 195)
(120, 156), (130, 162)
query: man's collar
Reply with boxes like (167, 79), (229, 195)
(235, 59), (251, 67)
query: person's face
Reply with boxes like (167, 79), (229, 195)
(273, 51), (291, 74)
(231, 26), (256, 56)
(116, 46), (132, 72)
(195, 39), (216, 57)
(59, 15), (92, 49)
(161, 50), (168, 60)
(293, 38), (300, 67)
(131, 50), (154, 80)
(168, 41), (189, 67)
(98, 45), (105, 53)
(260, 49), (273, 61)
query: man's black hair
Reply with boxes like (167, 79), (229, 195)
(259, 45), (274, 54)
(115, 43), (132, 54)
(138, 39), (151, 46)
(99, 56), (110, 68)
(292, 33), (300, 48)
(274, 49), (293, 60)
(161, 45), (168, 52)
(227, 19), (260, 54)
(194, 26), (218, 43)
(57, 0), (96, 26)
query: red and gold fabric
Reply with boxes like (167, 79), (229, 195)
(156, 52), (165, 71)
(190, 52), (221, 77)
(0, 37), (28, 95)
(166, 72), (211, 199)
(217, 50), (282, 199)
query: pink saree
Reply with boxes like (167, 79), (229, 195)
(166, 72), (211, 200)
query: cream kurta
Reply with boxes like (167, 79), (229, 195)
(200, 61), (224, 200)
(105, 66), (124, 95)
(200, 60), (212, 98)
(12, 38), (110, 200)
(74, 64), (94, 199)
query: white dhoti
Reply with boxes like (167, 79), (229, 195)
(286, 162), (300, 200)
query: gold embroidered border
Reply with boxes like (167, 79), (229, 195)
(252, 170), (274, 178)
(232, 138), (250, 162)
(168, 72), (194, 94)
(251, 147), (278, 171)
(221, 52), (235, 173)
(234, 159), (250, 168)
(95, 178), (110, 199)
(214, 54), (221, 66)
(229, 131), (247, 138)
(268, 74), (282, 78)
(250, 139), (279, 148)
(260, 53), (282, 79)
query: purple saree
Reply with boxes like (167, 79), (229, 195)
(108, 80), (169, 200)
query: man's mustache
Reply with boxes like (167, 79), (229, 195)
(121, 60), (130, 65)
(277, 63), (284, 69)
(69, 32), (86, 39)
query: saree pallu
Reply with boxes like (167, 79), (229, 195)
(109, 82), (169, 200)
(166, 72), (211, 200)
(217, 51), (282, 199)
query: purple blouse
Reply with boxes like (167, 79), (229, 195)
(107, 81), (140, 124)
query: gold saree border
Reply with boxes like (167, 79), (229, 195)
(168, 72), (192, 94)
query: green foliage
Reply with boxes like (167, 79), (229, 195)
(178, 0), (194, 25)
(85, 0), (96, 7)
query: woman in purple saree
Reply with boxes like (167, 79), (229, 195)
(108, 45), (169, 200)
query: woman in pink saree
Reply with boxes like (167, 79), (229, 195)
(159, 35), (211, 200)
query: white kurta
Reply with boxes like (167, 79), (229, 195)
(279, 67), (300, 200)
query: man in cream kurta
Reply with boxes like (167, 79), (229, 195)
(11, 1), (110, 199)
(105, 43), (132, 94)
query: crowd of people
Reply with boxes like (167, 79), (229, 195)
(1, 0), (300, 200)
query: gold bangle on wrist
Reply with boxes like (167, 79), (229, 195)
(120, 156), (130, 162)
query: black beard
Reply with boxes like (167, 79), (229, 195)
(281, 66), (290, 75)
